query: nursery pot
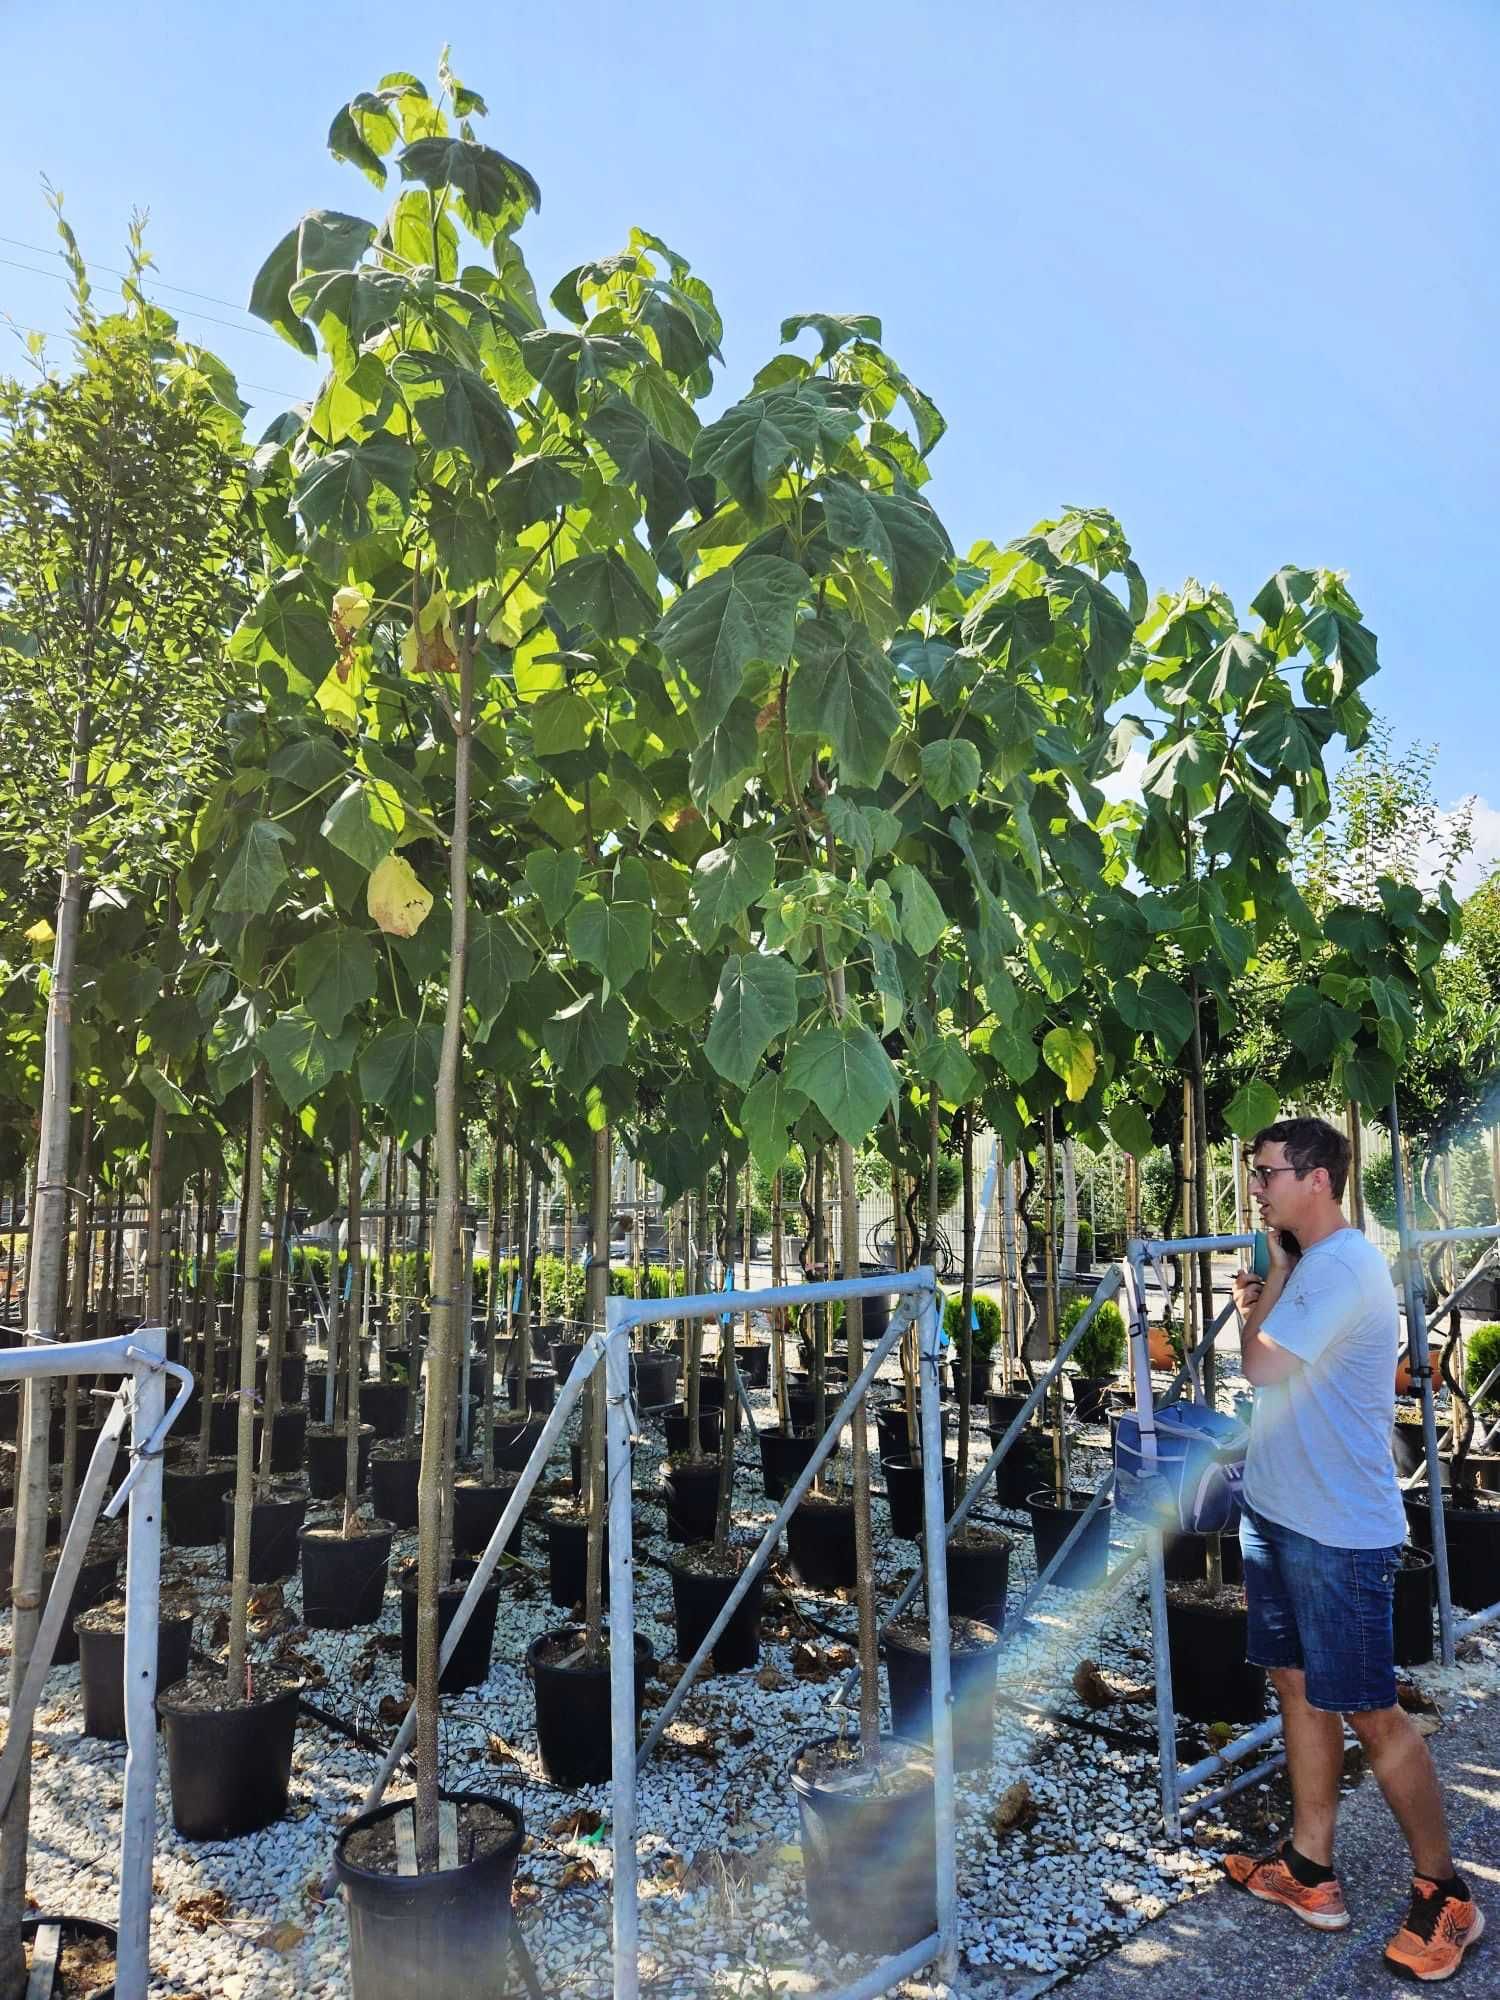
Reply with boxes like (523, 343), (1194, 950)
(883, 1455), (957, 1541)
(662, 1404), (722, 1457)
(884, 1615), (1001, 1770)
(792, 1735), (936, 1957)
(76, 1600), (194, 1740)
(787, 1492), (856, 1591)
(528, 1625), (654, 1787)
(876, 1404), (950, 1469)
(490, 1415), (547, 1474)
(1404, 1487), (1500, 1611)
(163, 1460), (235, 1547)
(1026, 1487), (1112, 1590)
(506, 1367), (555, 1416)
(669, 1550), (765, 1671)
(964, 1356), (995, 1404)
(1164, 1530), (1244, 1586)
(1391, 1417), (1429, 1480)
(759, 1426), (819, 1502)
(369, 1447), (420, 1529)
(299, 1523), (393, 1631)
(987, 1390), (1032, 1433)
(1395, 1346), (1443, 1397)
(20, 1915), (116, 1999)
(1070, 1376), (1114, 1424)
(359, 1381), (408, 1441)
(1394, 1545), (1436, 1667)
(398, 1560), (501, 1692)
(208, 1395), (239, 1457)
(854, 1265), (896, 1347)
(735, 1342), (770, 1389)
(695, 1372), (727, 1411)
(452, 1478), (524, 1562)
(546, 1508), (607, 1609)
(787, 1386), (846, 1437)
(1165, 1586), (1266, 1723)
(662, 1459), (722, 1544)
(256, 1352), (306, 1406)
(946, 1528), (1012, 1630)
(993, 1427), (1055, 1511)
(38, 1548), (119, 1667)
(221, 1486), (307, 1585)
(549, 1339), (586, 1384)
(266, 1403), (307, 1474)
(158, 1668), (300, 1840)
(334, 1790), (526, 2000)
(631, 1352), (679, 1409)
(306, 1424), (374, 1500)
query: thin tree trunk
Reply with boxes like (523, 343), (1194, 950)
(379, 1137), (396, 1375)
(1188, 981), (1215, 1405)
(404, 1140), (429, 1441)
(414, 621), (474, 1871)
(60, 1092), (94, 1532)
(772, 1169), (789, 1428)
(226, 1063), (267, 1695)
(482, 1102), (502, 1483)
(515, 1158), (532, 1389)
(685, 1190), (705, 1463)
(838, 1129), (880, 1757)
(1043, 1115), (1064, 1502)
(1060, 1138), (1079, 1284)
(256, 1113), (293, 1494)
(714, 1159), (741, 1547)
(583, 1124), (610, 1657)
(1001, 1147), (1023, 1388)
(145, 1099), (168, 1327)
(344, 1100), (363, 1536)
(196, 1165), (221, 1473)
(958, 1108), (976, 1484)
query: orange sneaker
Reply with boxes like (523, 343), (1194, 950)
(1222, 1841), (1351, 1930)
(1384, 1876), (1485, 1981)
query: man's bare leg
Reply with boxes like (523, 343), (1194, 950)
(1345, 1703), (1454, 1881)
(1271, 1665), (1345, 1867)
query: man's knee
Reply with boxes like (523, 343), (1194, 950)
(1343, 1703), (1405, 1747)
(1269, 1665), (1306, 1702)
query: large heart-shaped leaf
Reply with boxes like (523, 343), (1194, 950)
(360, 1021), (442, 1142)
(294, 927), (378, 1035)
(259, 1007), (357, 1110)
(655, 556), (807, 729)
(566, 896), (651, 990)
(550, 552), (659, 641)
(741, 1069), (810, 1172)
(543, 992), (629, 1085)
(1042, 1024), (1097, 1102)
(215, 821), (292, 915)
(788, 618), (899, 788)
(784, 1016), (898, 1145)
(705, 952), (797, 1088)
(688, 838), (776, 946)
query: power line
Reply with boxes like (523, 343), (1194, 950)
(0, 233), (268, 328)
(0, 253), (288, 345)
(0, 308), (307, 404)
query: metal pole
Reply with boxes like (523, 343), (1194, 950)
(821, 1933), (943, 2000)
(1182, 1751), (1289, 1823)
(605, 1310), (639, 2000)
(1389, 1095), (1456, 1667)
(1127, 1245), (1181, 1839)
(1010, 1469), (1116, 1626)
(117, 1326), (166, 2000)
(916, 1280), (956, 1988)
(1176, 1713), (1284, 1794)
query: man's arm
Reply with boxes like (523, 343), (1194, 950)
(1231, 1239), (1304, 1386)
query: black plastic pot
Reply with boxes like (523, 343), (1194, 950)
(736, 1342), (770, 1389)
(20, 1915), (116, 1998)
(662, 1404), (722, 1457)
(76, 1604), (194, 1740)
(398, 1563), (501, 1692)
(265, 1403), (307, 1474)
(946, 1531), (1012, 1629)
(163, 1461), (236, 1547)
(159, 1673), (300, 1839)
(1404, 1488), (1500, 1611)
(663, 1460), (721, 1544)
(695, 1372), (727, 1411)
(506, 1367), (555, 1415)
(1165, 1590), (1266, 1723)
(1070, 1376), (1114, 1424)
(306, 1424), (374, 1500)
(669, 1555), (764, 1671)
(546, 1509), (605, 1608)
(549, 1339), (586, 1385)
(759, 1426), (819, 1502)
(876, 1405), (950, 1468)
(792, 1735), (935, 1956)
(528, 1626), (654, 1787)
(855, 1265), (896, 1347)
(300, 1524), (392, 1630)
(490, 1415), (547, 1474)
(788, 1494), (856, 1590)
(208, 1395), (239, 1457)
(1391, 1419), (1428, 1480)
(370, 1449), (421, 1528)
(221, 1487), (307, 1585)
(1163, 1532), (1244, 1587)
(883, 1456), (957, 1541)
(987, 1390), (1032, 1433)
(1026, 1487), (1112, 1590)
(994, 1428), (1054, 1511)
(257, 1352), (306, 1405)
(787, 1386), (846, 1436)
(1394, 1546), (1436, 1666)
(334, 1790), (526, 2000)
(632, 1352), (679, 1409)
(884, 1618), (1001, 1769)
(453, 1479), (524, 1561)
(360, 1381), (408, 1441)
(38, 1549), (119, 1667)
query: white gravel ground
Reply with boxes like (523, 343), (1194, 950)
(6, 1348), (1498, 2000)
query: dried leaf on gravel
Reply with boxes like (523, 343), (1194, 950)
(558, 1858), (599, 1890)
(512, 1880), (543, 1910)
(755, 1663), (788, 1691)
(1396, 1680), (1438, 1714)
(377, 1693), (411, 1726)
(175, 1889), (231, 1931)
(991, 1779), (1037, 1836)
(486, 1733), (522, 1766)
(1072, 1660), (1117, 1709)
(549, 1807), (602, 1840)
(254, 1922), (305, 1953)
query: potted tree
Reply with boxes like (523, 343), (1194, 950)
(1064, 1293), (1126, 1423)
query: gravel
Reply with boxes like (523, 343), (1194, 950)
(6, 1338), (1499, 2000)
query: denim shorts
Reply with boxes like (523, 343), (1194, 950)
(1238, 1500), (1403, 1714)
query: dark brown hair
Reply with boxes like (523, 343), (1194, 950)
(1250, 1116), (1350, 1201)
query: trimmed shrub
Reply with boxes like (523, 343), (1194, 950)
(1062, 1293), (1126, 1377)
(942, 1291), (1004, 1356)
(1466, 1323), (1500, 1413)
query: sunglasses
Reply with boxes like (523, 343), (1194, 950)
(1246, 1164), (1304, 1189)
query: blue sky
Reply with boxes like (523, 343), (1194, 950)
(3, 3), (1496, 874)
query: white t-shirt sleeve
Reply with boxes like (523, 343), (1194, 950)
(1259, 1249), (1359, 1366)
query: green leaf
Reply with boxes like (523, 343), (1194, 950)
(919, 738), (980, 808)
(542, 992), (628, 1085)
(530, 688), (594, 757)
(1224, 1079), (1280, 1140)
(784, 1016), (898, 1145)
(655, 555), (807, 728)
(741, 1069), (810, 1171)
(215, 821), (292, 915)
(1114, 973), (1196, 1057)
(820, 479), (952, 618)
(780, 311), (882, 361)
(466, 912), (532, 1028)
(1281, 982), (1359, 1067)
(688, 838), (776, 946)
(550, 551), (658, 641)
(914, 1034), (980, 1104)
(690, 393), (816, 512)
(705, 952), (798, 1088)
(788, 618), (900, 788)
(587, 395), (694, 542)
(390, 352), (517, 475)
(688, 699), (761, 818)
(1338, 1044), (1397, 1114)
(360, 1020), (442, 1142)
(962, 589), (1052, 668)
(140, 1066), (192, 1118)
(247, 225), (317, 356)
(294, 436), (415, 538)
(522, 328), (648, 417)
(566, 896), (651, 989)
(1142, 731), (1225, 810)
(259, 1007), (357, 1110)
(1108, 1101), (1154, 1157)
(397, 136), (539, 240)
(230, 577), (337, 691)
(525, 849), (582, 928)
(889, 864), (947, 955)
(1042, 1024), (1097, 1102)
(320, 778), (403, 870)
(653, 947), (718, 1025)
(493, 452), (582, 533)
(293, 927), (378, 1035)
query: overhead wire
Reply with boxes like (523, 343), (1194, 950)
(0, 232), (272, 326)
(0, 311), (307, 404)
(0, 252), (288, 344)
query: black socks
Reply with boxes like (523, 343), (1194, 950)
(1425, 1872), (1468, 1902)
(1282, 1840), (1337, 1887)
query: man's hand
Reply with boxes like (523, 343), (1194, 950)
(1232, 1269), (1263, 1317)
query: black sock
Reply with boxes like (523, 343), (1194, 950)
(1282, 1839), (1336, 1886)
(1425, 1871), (1467, 1901)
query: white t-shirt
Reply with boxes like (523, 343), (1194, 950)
(1241, 1226), (1406, 1550)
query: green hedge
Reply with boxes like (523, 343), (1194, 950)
(1466, 1324), (1500, 1413)
(1062, 1293), (1126, 1376)
(943, 1291), (1003, 1356)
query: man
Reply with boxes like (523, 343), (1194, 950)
(1221, 1116), (1484, 1982)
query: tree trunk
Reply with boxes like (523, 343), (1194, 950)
(839, 1128), (879, 1759)
(144, 1098), (168, 1327)
(1001, 1147), (1024, 1386)
(344, 1100), (364, 1536)
(226, 1064), (267, 1695)
(404, 1140), (429, 1440)
(1346, 1103), (1366, 1230)
(0, 827), (86, 1998)
(1060, 1138), (1078, 1284)
(714, 1158), (741, 1547)
(958, 1108), (976, 1484)
(685, 1187), (705, 1464)
(1188, 981), (1216, 1406)
(482, 1104), (502, 1483)
(256, 1113), (293, 1496)
(515, 1157), (532, 1388)
(771, 1169), (789, 1428)
(810, 1152), (827, 1447)
(196, 1165), (221, 1473)
(414, 623), (474, 1871)
(60, 1092), (94, 1533)
(583, 1124), (610, 1658)
(1042, 1116), (1064, 1502)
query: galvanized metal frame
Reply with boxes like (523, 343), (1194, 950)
(0, 1326), (190, 2000)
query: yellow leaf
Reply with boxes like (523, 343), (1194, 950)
(331, 585), (371, 637)
(367, 853), (433, 938)
(24, 919), (54, 949)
